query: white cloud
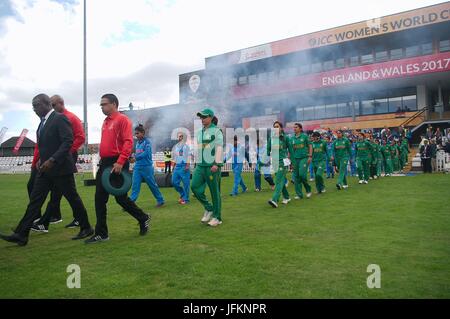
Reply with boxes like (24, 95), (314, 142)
(0, 0), (444, 143)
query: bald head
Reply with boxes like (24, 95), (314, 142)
(50, 95), (65, 113)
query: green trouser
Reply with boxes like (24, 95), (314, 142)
(293, 157), (311, 197)
(191, 166), (222, 221)
(272, 165), (289, 202)
(393, 157), (399, 171)
(376, 159), (382, 177)
(336, 157), (348, 186)
(399, 153), (405, 169)
(357, 158), (370, 181)
(312, 161), (325, 192)
(384, 158), (393, 174)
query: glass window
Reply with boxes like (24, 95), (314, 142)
(405, 45), (420, 57)
(323, 60), (334, 71)
(361, 99), (374, 115)
(375, 51), (388, 62)
(326, 104), (337, 118)
(287, 67), (298, 77)
(303, 106), (315, 120)
(299, 64), (310, 75)
(422, 42), (433, 55)
(311, 62), (322, 73)
(388, 96), (402, 113)
(373, 98), (388, 114)
(258, 72), (268, 82)
(296, 108), (304, 121)
(361, 53), (374, 64)
(315, 105), (326, 119)
(279, 69), (288, 78)
(267, 71), (276, 82)
(402, 95), (417, 111)
(349, 56), (359, 66)
(390, 48), (403, 60)
(248, 74), (257, 84)
(337, 102), (351, 117)
(226, 77), (237, 86)
(440, 40), (450, 52)
(238, 76), (248, 85)
(336, 58), (345, 68)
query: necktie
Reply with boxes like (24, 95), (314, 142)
(37, 117), (45, 139)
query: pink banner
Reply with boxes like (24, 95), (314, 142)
(232, 51), (450, 99)
(13, 129), (29, 154)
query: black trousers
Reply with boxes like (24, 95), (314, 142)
(15, 172), (91, 237)
(40, 152), (79, 221)
(422, 158), (432, 173)
(94, 157), (148, 237)
(28, 171), (62, 221)
(164, 161), (172, 173)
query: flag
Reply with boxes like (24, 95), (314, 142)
(0, 127), (7, 144)
(13, 129), (29, 155)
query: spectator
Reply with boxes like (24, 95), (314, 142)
(426, 126), (434, 140)
(420, 139), (432, 173)
(430, 138), (437, 172)
(435, 127), (442, 146)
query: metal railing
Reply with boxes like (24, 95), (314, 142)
(400, 105), (430, 128)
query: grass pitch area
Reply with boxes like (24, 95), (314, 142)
(0, 172), (449, 298)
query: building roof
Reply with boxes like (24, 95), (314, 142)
(0, 136), (36, 148)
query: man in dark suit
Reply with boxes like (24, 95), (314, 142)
(0, 94), (93, 246)
(420, 139), (432, 173)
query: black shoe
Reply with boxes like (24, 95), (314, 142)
(85, 234), (109, 244)
(31, 223), (48, 233)
(0, 233), (28, 246)
(139, 214), (151, 236)
(268, 200), (278, 208)
(49, 217), (63, 224)
(336, 183), (342, 190)
(65, 219), (80, 228)
(72, 227), (94, 240)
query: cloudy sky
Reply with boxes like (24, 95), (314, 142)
(0, 0), (444, 144)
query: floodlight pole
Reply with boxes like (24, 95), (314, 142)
(83, 0), (88, 154)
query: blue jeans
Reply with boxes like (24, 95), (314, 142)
(231, 163), (247, 195)
(130, 165), (164, 204)
(172, 165), (191, 202)
(254, 165), (274, 190)
(326, 160), (334, 178)
(309, 162), (314, 179)
(350, 158), (357, 176)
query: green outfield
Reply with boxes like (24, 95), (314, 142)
(0, 172), (449, 298)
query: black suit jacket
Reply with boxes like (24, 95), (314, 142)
(419, 144), (432, 159)
(37, 111), (74, 176)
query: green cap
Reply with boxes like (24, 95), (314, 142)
(197, 108), (214, 118)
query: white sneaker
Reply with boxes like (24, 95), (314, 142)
(201, 211), (213, 223)
(309, 178), (314, 182)
(207, 218), (222, 227)
(268, 200), (278, 208)
(363, 180), (368, 184)
(359, 180), (364, 184)
(294, 196), (300, 200)
(342, 185), (349, 189)
(282, 198), (291, 204)
(321, 189), (326, 193)
(374, 176), (378, 179)
(306, 192), (312, 198)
